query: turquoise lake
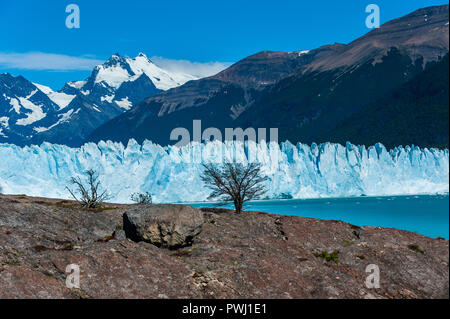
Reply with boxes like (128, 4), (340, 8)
(191, 195), (449, 239)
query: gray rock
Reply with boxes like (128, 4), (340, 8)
(113, 230), (127, 241)
(123, 204), (204, 249)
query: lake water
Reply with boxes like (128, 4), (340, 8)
(190, 195), (449, 239)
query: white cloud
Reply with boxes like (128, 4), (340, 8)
(0, 52), (103, 71)
(0, 51), (233, 78)
(151, 56), (232, 78)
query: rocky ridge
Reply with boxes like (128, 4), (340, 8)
(0, 194), (448, 299)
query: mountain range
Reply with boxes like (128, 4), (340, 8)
(89, 5), (449, 149)
(1, 5), (449, 149)
(0, 53), (198, 146)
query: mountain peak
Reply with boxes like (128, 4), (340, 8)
(409, 4), (449, 16)
(0, 73), (13, 79)
(105, 52), (152, 65)
(134, 52), (154, 65)
(0, 73), (33, 87)
(137, 52), (149, 59)
(101, 53), (128, 68)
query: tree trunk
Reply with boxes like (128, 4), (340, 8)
(234, 200), (243, 214)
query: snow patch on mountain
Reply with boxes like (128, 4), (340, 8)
(0, 140), (447, 203)
(0, 117), (8, 137)
(16, 95), (46, 126)
(100, 95), (115, 103)
(296, 50), (311, 56)
(33, 108), (80, 133)
(127, 53), (197, 90)
(95, 64), (132, 89)
(115, 97), (132, 110)
(67, 81), (86, 89)
(0, 116), (8, 127)
(7, 97), (21, 114)
(33, 83), (75, 110)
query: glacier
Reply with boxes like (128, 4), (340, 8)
(0, 140), (448, 203)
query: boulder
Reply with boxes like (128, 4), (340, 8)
(123, 204), (204, 249)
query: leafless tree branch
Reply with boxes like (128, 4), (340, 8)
(66, 170), (110, 209)
(200, 162), (268, 213)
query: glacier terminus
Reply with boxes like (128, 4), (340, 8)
(0, 140), (448, 203)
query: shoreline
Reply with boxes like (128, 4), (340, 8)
(1, 193), (448, 240)
(2, 191), (448, 205)
(184, 192), (450, 205)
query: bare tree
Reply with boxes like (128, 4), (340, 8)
(66, 170), (110, 209)
(201, 162), (268, 214)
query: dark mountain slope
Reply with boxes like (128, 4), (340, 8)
(89, 81), (253, 145)
(236, 48), (426, 144)
(0, 74), (60, 145)
(29, 94), (125, 147)
(328, 54), (449, 149)
(306, 5), (449, 72)
(88, 5), (449, 148)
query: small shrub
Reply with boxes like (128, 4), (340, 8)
(172, 250), (192, 258)
(315, 250), (340, 263)
(130, 192), (152, 204)
(5, 260), (20, 266)
(192, 271), (204, 279)
(33, 245), (49, 252)
(66, 170), (110, 209)
(342, 239), (354, 247)
(408, 244), (424, 254)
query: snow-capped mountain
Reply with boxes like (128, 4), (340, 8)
(90, 53), (196, 91)
(60, 53), (197, 109)
(0, 73), (61, 141)
(0, 53), (199, 146)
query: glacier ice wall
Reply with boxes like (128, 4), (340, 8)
(0, 140), (448, 203)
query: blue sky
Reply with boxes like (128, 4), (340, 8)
(1, 0), (448, 89)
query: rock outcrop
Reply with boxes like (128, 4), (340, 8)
(123, 204), (204, 249)
(0, 195), (448, 299)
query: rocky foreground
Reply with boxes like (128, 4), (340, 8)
(0, 194), (448, 299)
